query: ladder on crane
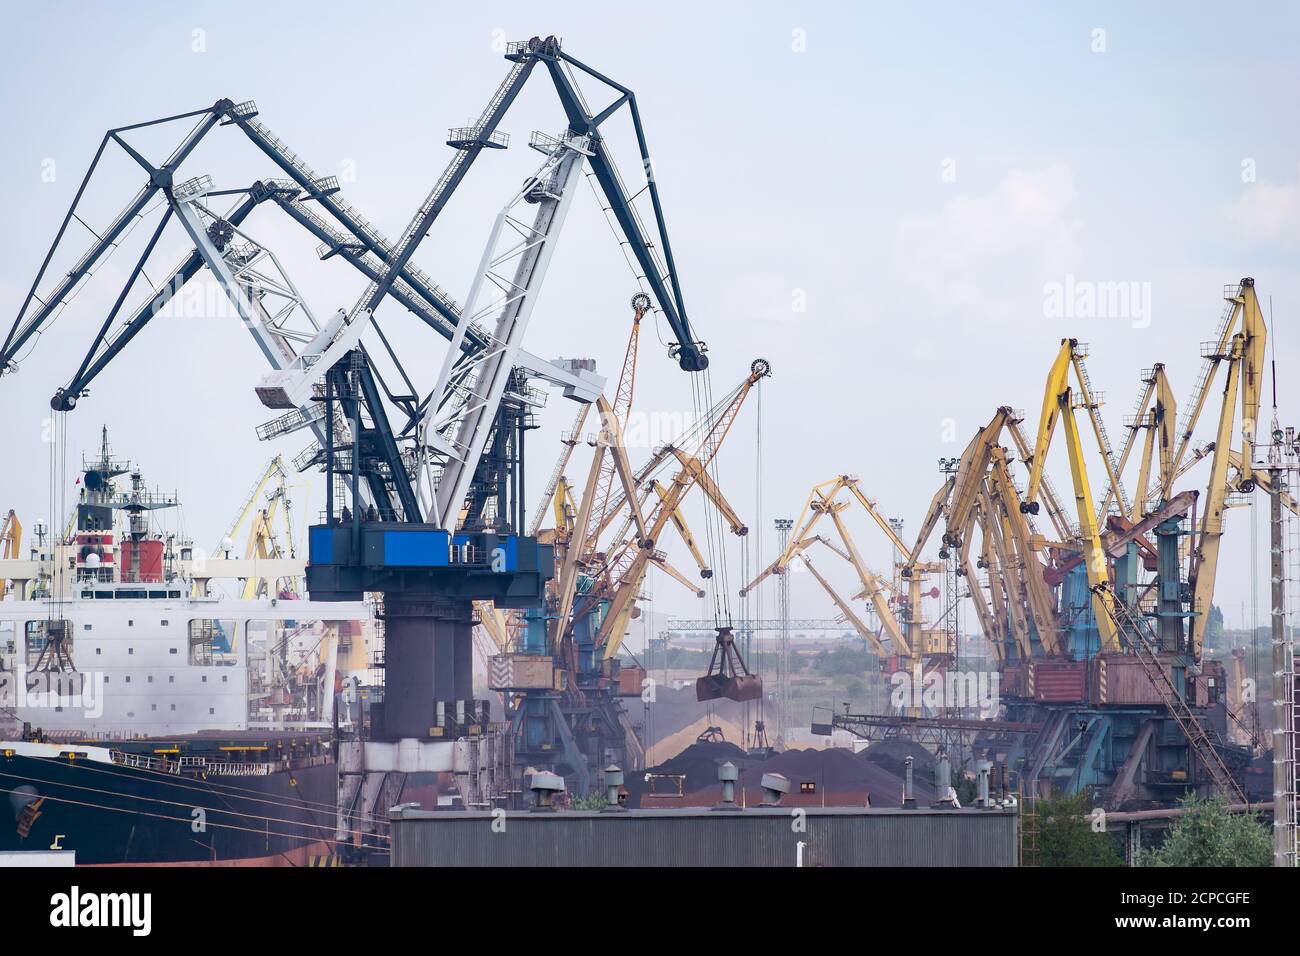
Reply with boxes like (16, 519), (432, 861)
(1070, 344), (1129, 520)
(529, 404), (590, 536)
(286, 194), (472, 340)
(1006, 414), (1073, 542)
(1092, 584), (1248, 804)
(235, 109), (473, 341)
(349, 57), (531, 321)
(1282, 496), (1300, 865)
(586, 294), (648, 546)
(1285, 641), (1299, 866)
(1171, 284), (1243, 472)
(421, 130), (594, 527)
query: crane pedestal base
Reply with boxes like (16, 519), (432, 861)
(379, 596), (474, 740)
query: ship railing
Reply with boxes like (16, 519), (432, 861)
(112, 751), (184, 775)
(111, 751), (273, 776)
(202, 761), (274, 776)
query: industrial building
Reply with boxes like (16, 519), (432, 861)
(390, 804), (1019, 867)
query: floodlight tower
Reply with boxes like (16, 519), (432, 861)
(1257, 421), (1300, 867)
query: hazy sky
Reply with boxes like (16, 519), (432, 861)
(1, 2), (1297, 649)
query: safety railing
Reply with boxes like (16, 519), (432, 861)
(448, 126), (509, 149)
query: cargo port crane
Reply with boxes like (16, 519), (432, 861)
(0, 37), (706, 402)
(1083, 280), (1265, 660)
(489, 289), (759, 792)
(740, 475), (921, 661)
(0, 38), (704, 535)
(220, 457), (301, 600)
(769, 284), (1263, 807)
(0, 511), (19, 561)
(582, 293), (651, 552)
(897, 406), (1064, 661)
(298, 54), (715, 810)
(1020, 338), (1124, 655)
(596, 361), (769, 660)
(1181, 281), (1266, 659)
(0, 511), (20, 598)
(2, 38), (721, 820)
(954, 290), (1263, 803)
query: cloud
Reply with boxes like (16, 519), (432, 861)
(896, 164), (1082, 323)
(1225, 164), (1300, 244)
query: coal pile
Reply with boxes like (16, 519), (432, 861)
(637, 745), (936, 809)
(624, 739), (754, 808)
(858, 738), (935, 781)
(737, 747), (936, 808)
(1245, 751), (1275, 802)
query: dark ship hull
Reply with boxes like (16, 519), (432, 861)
(1, 734), (340, 866)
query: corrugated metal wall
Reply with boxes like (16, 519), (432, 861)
(390, 807), (1018, 867)
(1030, 659), (1089, 702)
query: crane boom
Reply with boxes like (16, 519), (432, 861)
(421, 133), (598, 528)
(588, 295), (647, 541)
(1189, 336), (1245, 658)
(1021, 343), (1120, 652)
(595, 360), (770, 657)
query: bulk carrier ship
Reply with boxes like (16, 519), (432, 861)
(0, 433), (371, 865)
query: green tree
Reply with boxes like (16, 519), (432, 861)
(1141, 794), (1271, 867)
(954, 771), (979, 807)
(1034, 791), (1123, 867)
(569, 792), (608, 811)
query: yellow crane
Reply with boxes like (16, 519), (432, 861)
(740, 475), (960, 663)
(218, 456), (291, 554)
(1129, 364), (1179, 515)
(218, 456), (300, 599)
(551, 476), (578, 540)
(1, 510), (20, 598)
(594, 359), (771, 659)
(902, 405), (1075, 571)
(949, 282), (1266, 665)
(1098, 364), (1178, 519)
(1, 510), (20, 560)
(965, 499), (1007, 666)
(534, 297), (655, 660)
(586, 294), (649, 541)
(549, 392), (652, 652)
(547, 339), (755, 663)
(529, 370), (748, 711)
(529, 405), (591, 537)
(239, 484), (298, 599)
(1167, 279), (1267, 486)
(1102, 280), (1265, 658)
(1187, 289), (1266, 658)
(650, 479), (712, 582)
(1022, 338), (1120, 653)
(988, 446), (1062, 655)
(885, 404), (1067, 660)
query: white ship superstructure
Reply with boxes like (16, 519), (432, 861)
(0, 596), (366, 736)
(0, 428), (371, 739)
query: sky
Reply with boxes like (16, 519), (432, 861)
(1, 1), (1297, 651)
